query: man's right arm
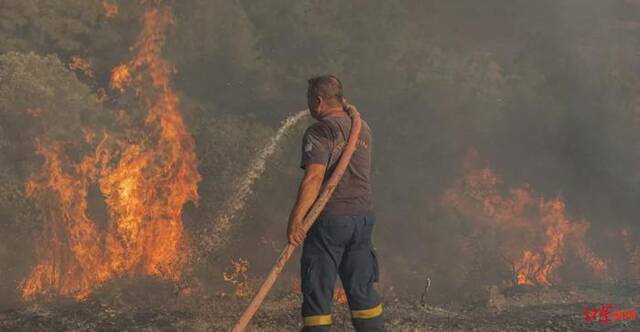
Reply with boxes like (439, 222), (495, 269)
(287, 123), (333, 245)
(287, 163), (326, 246)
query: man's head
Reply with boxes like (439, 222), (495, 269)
(307, 75), (345, 119)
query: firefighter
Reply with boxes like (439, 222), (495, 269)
(287, 75), (384, 331)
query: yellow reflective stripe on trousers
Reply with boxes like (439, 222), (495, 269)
(351, 304), (383, 319)
(303, 314), (332, 326)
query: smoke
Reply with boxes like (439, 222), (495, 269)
(226, 0), (640, 300)
(199, 110), (307, 256)
(1, 0), (640, 306)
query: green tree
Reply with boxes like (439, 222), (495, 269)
(0, 51), (103, 176)
(0, 0), (141, 84)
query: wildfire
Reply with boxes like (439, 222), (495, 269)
(334, 287), (348, 305)
(443, 150), (607, 286)
(21, 140), (110, 300)
(99, 2), (200, 282)
(291, 277), (348, 305)
(103, 0), (119, 18)
(110, 64), (131, 91)
(223, 258), (252, 298)
(21, 1), (200, 300)
(69, 56), (95, 79)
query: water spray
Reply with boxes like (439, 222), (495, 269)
(198, 110), (308, 257)
(230, 105), (362, 332)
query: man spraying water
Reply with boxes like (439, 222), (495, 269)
(287, 75), (384, 331)
(230, 75), (381, 332)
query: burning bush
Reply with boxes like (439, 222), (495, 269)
(442, 150), (608, 288)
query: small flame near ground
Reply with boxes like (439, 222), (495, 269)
(291, 277), (348, 305)
(110, 64), (130, 91)
(443, 149), (608, 286)
(69, 56), (95, 79)
(21, 1), (200, 301)
(103, 0), (119, 18)
(223, 258), (252, 298)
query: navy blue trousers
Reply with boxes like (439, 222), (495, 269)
(300, 214), (385, 332)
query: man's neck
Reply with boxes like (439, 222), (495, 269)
(321, 107), (347, 119)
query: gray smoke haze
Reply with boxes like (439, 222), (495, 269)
(1, 0), (640, 307)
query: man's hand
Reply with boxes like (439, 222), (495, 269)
(287, 218), (306, 246)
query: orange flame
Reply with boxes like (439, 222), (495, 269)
(103, 0), (119, 18)
(22, 1), (200, 300)
(443, 150), (607, 286)
(21, 140), (111, 300)
(69, 56), (95, 79)
(223, 258), (252, 298)
(334, 287), (348, 305)
(290, 276), (348, 304)
(110, 64), (131, 91)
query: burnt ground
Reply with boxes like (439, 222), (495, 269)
(1, 282), (640, 331)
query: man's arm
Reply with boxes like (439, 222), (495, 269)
(287, 163), (326, 246)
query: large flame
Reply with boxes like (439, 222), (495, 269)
(22, 1), (200, 300)
(21, 139), (111, 300)
(99, 2), (200, 281)
(443, 150), (607, 286)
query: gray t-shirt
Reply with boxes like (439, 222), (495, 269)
(300, 115), (372, 216)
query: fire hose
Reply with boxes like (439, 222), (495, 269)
(230, 105), (362, 332)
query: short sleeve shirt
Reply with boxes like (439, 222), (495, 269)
(300, 115), (372, 216)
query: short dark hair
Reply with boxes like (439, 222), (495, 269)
(307, 75), (343, 107)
